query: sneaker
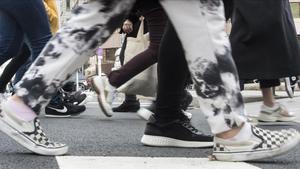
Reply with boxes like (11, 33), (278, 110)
(112, 100), (140, 112)
(212, 126), (300, 161)
(258, 103), (296, 122)
(284, 76), (298, 98)
(0, 103), (68, 155)
(141, 116), (213, 147)
(91, 76), (117, 117)
(63, 91), (87, 106)
(45, 101), (86, 118)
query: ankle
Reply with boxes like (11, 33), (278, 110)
(216, 126), (243, 139)
(262, 102), (280, 111)
(263, 102), (275, 108)
(10, 95), (24, 104)
(6, 96), (37, 121)
(216, 123), (252, 143)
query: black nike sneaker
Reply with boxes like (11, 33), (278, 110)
(63, 91), (87, 106)
(45, 98), (86, 118)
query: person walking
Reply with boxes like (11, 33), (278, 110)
(228, 0), (300, 122)
(0, 0), (298, 162)
(0, 0), (56, 94)
(0, 0), (66, 155)
(0, 0), (86, 117)
(93, 0), (193, 119)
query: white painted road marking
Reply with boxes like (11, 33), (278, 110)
(56, 156), (261, 169)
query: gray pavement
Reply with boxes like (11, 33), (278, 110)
(0, 90), (299, 169)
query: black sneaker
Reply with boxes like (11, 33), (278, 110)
(141, 116), (213, 148)
(112, 100), (140, 112)
(45, 101), (86, 118)
(63, 91), (87, 106)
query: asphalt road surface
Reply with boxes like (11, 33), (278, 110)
(0, 91), (299, 169)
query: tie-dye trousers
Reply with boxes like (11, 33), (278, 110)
(15, 0), (246, 134)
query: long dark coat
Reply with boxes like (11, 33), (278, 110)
(229, 0), (300, 80)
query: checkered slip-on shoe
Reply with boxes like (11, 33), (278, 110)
(212, 125), (300, 161)
(91, 76), (116, 117)
(0, 103), (68, 155)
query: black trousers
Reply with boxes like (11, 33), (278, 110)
(155, 22), (189, 120)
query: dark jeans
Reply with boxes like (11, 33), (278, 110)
(155, 22), (190, 121)
(0, 0), (51, 85)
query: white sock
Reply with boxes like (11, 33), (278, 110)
(262, 103), (279, 111)
(5, 98), (37, 122)
(226, 122), (252, 142)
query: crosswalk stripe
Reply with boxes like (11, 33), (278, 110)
(56, 156), (260, 169)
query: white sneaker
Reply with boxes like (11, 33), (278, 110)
(91, 76), (117, 117)
(212, 126), (300, 161)
(0, 102), (68, 155)
(258, 103), (296, 122)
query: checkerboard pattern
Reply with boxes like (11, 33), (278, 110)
(213, 126), (299, 152)
(253, 127), (290, 149)
(24, 118), (65, 148)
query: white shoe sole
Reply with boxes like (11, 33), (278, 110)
(258, 113), (296, 122)
(213, 133), (300, 161)
(277, 116), (297, 122)
(44, 114), (72, 118)
(92, 77), (113, 117)
(258, 113), (277, 122)
(0, 115), (68, 156)
(141, 135), (213, 148)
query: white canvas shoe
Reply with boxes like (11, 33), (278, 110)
(91, 76), (117, 117)
(258, 103), (296, 122)
(0, 102), (68, 155)
(213, 126), (300, 161)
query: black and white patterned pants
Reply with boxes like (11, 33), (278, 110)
(15, 0), (246, 134)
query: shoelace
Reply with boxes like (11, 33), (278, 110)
(180, 120), (201, 134)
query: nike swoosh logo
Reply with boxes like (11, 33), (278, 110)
(48, 106), (68, 113)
